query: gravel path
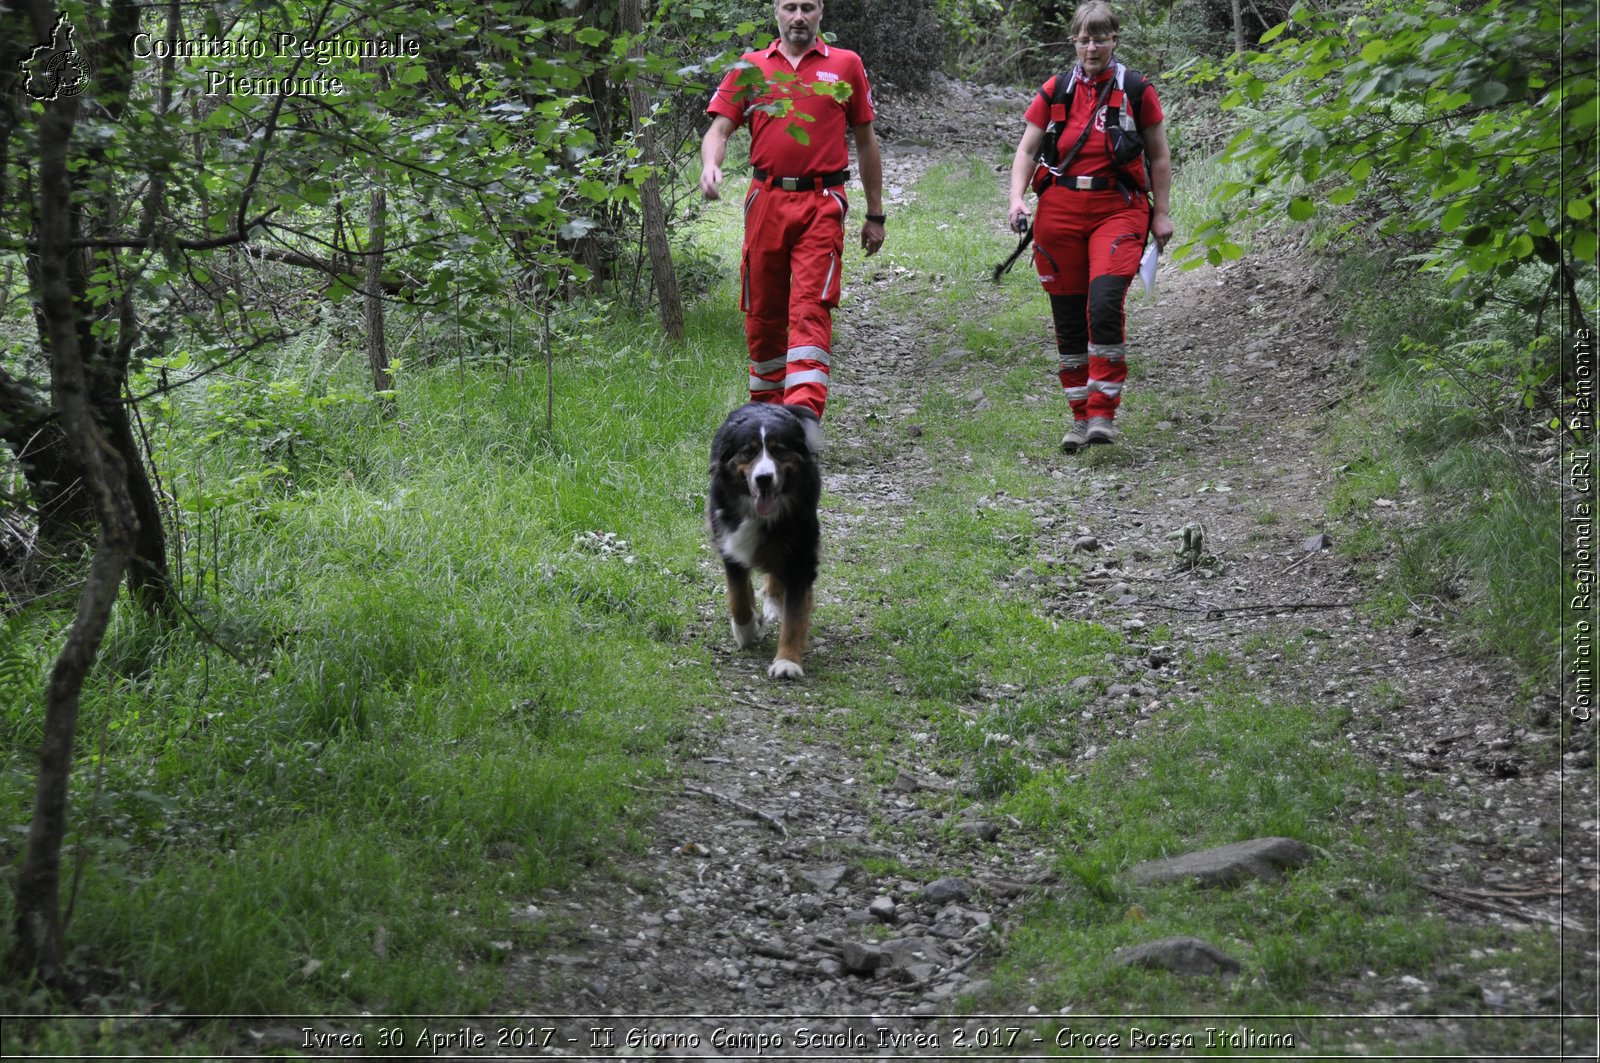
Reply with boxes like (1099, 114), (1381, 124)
(489, 78), (1596, 1058)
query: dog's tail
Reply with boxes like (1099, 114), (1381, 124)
(787, 404), (824, 456)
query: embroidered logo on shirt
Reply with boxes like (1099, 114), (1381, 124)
(815, 71), (840, 82)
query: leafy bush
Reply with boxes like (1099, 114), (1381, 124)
(1180, 0), (1596, 366)
(824, 0), (947, 89)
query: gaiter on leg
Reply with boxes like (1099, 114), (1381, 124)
(1050, 292), (1090, 421)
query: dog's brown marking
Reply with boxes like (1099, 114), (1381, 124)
(764, 573), (812, 675)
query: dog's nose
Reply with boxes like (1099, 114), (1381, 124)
(753, 470), (776, 492)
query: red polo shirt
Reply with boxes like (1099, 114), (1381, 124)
(1025, 64), (1164, 185)
(706, 39), (875, 176)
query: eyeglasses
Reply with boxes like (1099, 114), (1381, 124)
(1073, 36), (1115, 47)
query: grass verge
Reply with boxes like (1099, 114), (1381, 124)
(0, 303), (747, 1048)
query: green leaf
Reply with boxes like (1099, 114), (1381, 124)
(1570, 95), (1600, 130)
(328, 276), (355, 303)
(1574, 228), (1598, 263)
(1569, 198), (1595, 221)
(1287, 197), (1316, 221)
(1471, 81), (1509, 107)
(1420, 32), (1453, 58)
(1461, 224), (1493, 247)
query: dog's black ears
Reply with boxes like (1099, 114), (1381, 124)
(715, 431), (744, 466)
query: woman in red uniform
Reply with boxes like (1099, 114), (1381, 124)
(1007, 1), (1174, 451)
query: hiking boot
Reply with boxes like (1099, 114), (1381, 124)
(1085, 417), (1117, 445)
(1060, 420), (1090, 453)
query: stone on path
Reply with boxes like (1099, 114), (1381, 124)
(880, 936), (950, 971)
(841, 941), (883, 974)
(922, 877), (971, 905)
(1129, 837), (1314, 888)
(957, 820), (1001, 843)
(1114, 935), (1241, 977)
(800, 865), (849, 893)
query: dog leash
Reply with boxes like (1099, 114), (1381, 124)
(992, 221), (1034, 282)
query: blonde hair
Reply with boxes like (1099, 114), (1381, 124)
(1070, 2), (1120, 39)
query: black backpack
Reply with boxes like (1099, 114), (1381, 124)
(1037, 62), (1151, 184)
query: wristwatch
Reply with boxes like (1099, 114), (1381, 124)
(865, 213), (886, 224)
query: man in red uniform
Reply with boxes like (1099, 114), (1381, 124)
(700, 0), (885, 421)
(1006, 2), (1173, 451)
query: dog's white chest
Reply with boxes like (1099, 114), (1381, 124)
(717, 510), (766, 567)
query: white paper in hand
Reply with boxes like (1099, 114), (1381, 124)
(1139, 242), (1159, 297)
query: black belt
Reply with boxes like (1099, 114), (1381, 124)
(1043, 174), (1117, 191)
(752, 168), (849, 191)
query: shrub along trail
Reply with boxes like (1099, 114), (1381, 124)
(492, 82), (1594, 1057)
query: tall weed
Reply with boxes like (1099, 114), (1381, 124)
(1329, 251), (1563, 680)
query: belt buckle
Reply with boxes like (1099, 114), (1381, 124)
(779, 176), (802, 191)
(1074, 176), (1094, 190)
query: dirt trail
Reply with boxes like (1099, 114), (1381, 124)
(493, 79), (1596, 1056)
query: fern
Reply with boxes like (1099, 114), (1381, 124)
(0, 612), (45, 717)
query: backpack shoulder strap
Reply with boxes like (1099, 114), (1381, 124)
(1118, 65), (1150, 125)
(1051, 71), (1075, 106)
(1037, 72), (1075, 170)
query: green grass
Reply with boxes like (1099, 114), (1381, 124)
(991, 677), (1447, 1013)
(1, 305), (745, 1046)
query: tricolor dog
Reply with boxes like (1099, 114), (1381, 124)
(707, 402), (822, 679)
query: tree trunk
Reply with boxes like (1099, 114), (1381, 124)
(621, 0), (685, 342)
(97, 384), (172, 613)
(362, 50), (392, 403)
(365, 186), (392, 395)
(8, 69), (136, 984)
(0, 366), (95, 558)
(1232, 0), (1247, 54)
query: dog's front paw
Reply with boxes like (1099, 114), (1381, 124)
(732, 616), (764, 648)
(768, 657), (804, 680)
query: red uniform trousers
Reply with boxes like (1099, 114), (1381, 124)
(740, 180), (847, 419)
(1031, 187), (1149, 422)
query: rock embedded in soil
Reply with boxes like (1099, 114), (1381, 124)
(922, 877), (972, 905)
(957, 819), (1001, 843)
(1129, 837), (1315, 888)
(1114, 935), (1241, 977)
(800, 865), (849, 893)
(841, 940), (884, 974)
